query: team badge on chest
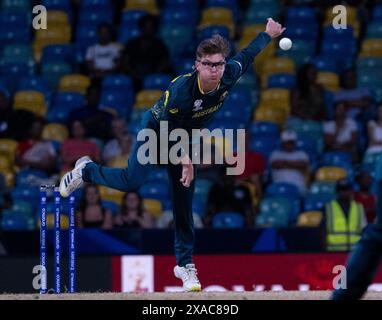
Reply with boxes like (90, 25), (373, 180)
(192, 99), (203, 112)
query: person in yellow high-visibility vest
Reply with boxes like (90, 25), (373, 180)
(325, 178), (367, 252)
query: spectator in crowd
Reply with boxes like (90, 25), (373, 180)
(323, 101), (358, 160)
(68, 85), (114, 142)
(291, 63), (326, 121)
(76, 183), (113, 229)
(334, 69), (371, 119)
(353, 170), (376, 224)
(269, 130), (310, 195)
(114, 191), (153, 228)
(324, 178), (367, 252)
(120, 14), (172, 91)
(60, 120), (101, 172)
(85, 24), (123, 79)
(205, 166), (253, 227)
(234, 132), (266, 201)
(107, 135), (133, 168)
(366, 104), (382, 155)
(15, 117), (57, 173)
(102, 118), (133, 164)
(0, 91), (35, 140)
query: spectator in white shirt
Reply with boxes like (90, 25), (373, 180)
(366, 104), (382, 155)
(270, 130), (310, 195)
(86, 24), (122, 79)
(323, 101), (358, 160)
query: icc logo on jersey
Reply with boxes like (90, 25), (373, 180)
(192, 99), (203, 112)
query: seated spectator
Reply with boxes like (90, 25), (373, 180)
(291, 63), (326, 121)
(0, 90), (35, 140)
(114, 191), (153, 228)
(107, 135), (133, 168)
(120, 14), (172, 91)
(205, 166), (253, 227)
(334, 69), (371, 119)
(15, 117), (57, 173)
(102, 118), (134, 164)
(85, 24), (123, 79)
(324, 178), (367, 252)
(269, 130), (310, 195)
(323, 101), (358, 160)
(68, 85), (114, 142)
(366, 104), (382, 155)
(234, 132), (266, 200)
(353, 171), (376, 224)
(76, 183), (113, 229)
(60, 120), (101, 172)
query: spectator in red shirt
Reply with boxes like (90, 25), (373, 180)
(60, 120), (101, 172)
(353, 170), (376, 224)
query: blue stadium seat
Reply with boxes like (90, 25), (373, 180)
(161, 8), (198, 27)
(250, 121), (280, 140)
(1, 212), (35, 231)
(284, 23), (318, 42)
(102, 74), (133, 90)
(11, 185), (40, 206)
(309, 181), (336, 196)
(147, 168), (169, 183)
(140, 181), (170, 201)
(194, 178), (213, 204)
(322, 26), (355, 42)
(121, 9), (147, 27)
(53, 92), (85, 109)
(366, 22), (382, 38)
(102, 200), (119, 216)
(256, 196), (292, 227)
(312, 55), (339, 73)
(118, 26), (141, 44)
(143, 74), (172, 91)
(372, 4), (382, 21)
(212, 212), (245, 228)
(245, 2), (280, 24)
(1, 0), (31, 11)
(267, 73), (296, 89)
(303, 194), (335, 212)
(266, 182), (300, 198)
(2, 44), (33, 64)
(42, 0), (71, 11)
(164, 0), (199, 10)
(41, 61), (72, 88)
(192, 200), (207, 217)
(80, 0), (111, 8)
(76, 23), (98, 48)
(18, 76), (52, 100)
(99, 90), (134, 118)
(0, 10), (30, 27)
(0, 62), (34, 93)
(174, 58), (194, 74)
(78, 8), (113, 25)
(15, 169), (48, 186)
(41, 44), (75, 65)
(250, 136), (279, 159)
(285, 6), (317, 23)
(198, 25), (230, 41)
(0, 28), (30, 45)
(320, 151), (352, 166)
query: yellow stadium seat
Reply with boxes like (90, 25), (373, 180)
(261, 57), (295, 87)
(58, 74), (90, 94)
(240, 24), (265, 45)
(0, 139), (18, 164)
(33, 26), (71, 61)
(38, 213), (69, 230)
(254, 106), (287, 126)
(4, 171), (15, 188)
(143, 198), (162, 218)
(297, 211), (323, 227)
(324, 6), (360, 36)
(317, 71), (340, 91)
(99, 186), (125, 205)
(124, 0), (158, 14)
(13, 90), (47, 117)
(360, 39), (382, 57)
(315, 166), (347, 182)
(259, 88), (291, 112)
(199, 7), (234, 37)
(0, 155), (11, 171)
(42, 123), (69, 142)
(47, 10), (70, 27)
(134, 90), (163, 109)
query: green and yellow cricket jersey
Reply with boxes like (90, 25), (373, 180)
(150, 32), (271, 130)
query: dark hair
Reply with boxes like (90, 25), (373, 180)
(196, 34), (230, 59)
(120, 191), (143, 217)
(78, 183), (102, 212)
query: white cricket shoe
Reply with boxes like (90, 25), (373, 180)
(59, 156), (93, 197)
(174, 264), (202, 292)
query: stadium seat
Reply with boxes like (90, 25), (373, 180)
(143, 74), (172, 91)
(309, 181), (337, 196)
(41, 61), (72, 88)
(41, 44), (75, 65)
(15, 169), (48, 186)
(320, 151), (352, 166)
(143, 198), (162, 218)
(212, 212), (245, 228)
(199, 7), (234, 37)
(1, 212), (35, 231)
(266, 182), (300, 198)
(267, 73), (296, 89)
(134, 90), (163, 109)
(33, 26), (71, 61)
(124, 0), (158, 14)
(360, 39), (382, 57)
(254, 106), (287, 127)
(79, 8), (113, 25)
(0, 139), (18, 164)
(366, 22), (382, 38)
(46, 10), (70, 26)
(99, 90), (134, 118)
(17, 76), (52, 101)
(1, 0), (31, 11)
(99, 186), (125, 205)
(256, 197), (291, 227)
(58, 74), (90, 94)
(317, 71), (340, 91)
(194, 178), (213, 204)
(140, 181), (170, 201)
(102, 75), (133, 90)
(42, 123), (69, 142)
(315, 166), (347, 182)
(261, 57), (295, 88)
(101, 200), (119, 216)
(297, 211), (323, 227)
(250, 121), (280, 140)
(2, 44), (33, 64)
(250, 136), (279, 159)
(303, 194), (334, 212)
(312, 55), (339, 73)
(13, 90), (47, 116)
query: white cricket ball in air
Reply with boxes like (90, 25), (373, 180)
(279, 37), (292, 50)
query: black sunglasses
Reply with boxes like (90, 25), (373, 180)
(197, 60), (226, 68)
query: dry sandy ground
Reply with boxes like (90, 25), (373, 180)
(0, 291), (381, 300)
